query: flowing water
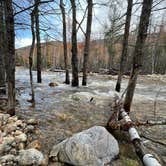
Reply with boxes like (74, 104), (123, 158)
(15, 67), (166, 164)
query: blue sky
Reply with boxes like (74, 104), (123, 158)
(14, 0), (113, 48)
(14, 0), (166, 48)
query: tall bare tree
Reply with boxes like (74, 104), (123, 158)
(115, 0), (133, 92)
(34, 0), (42, 83)
(124, 0), (153, 113)
(70, 0), (79, 86)
(0, 0), (6, 94)
(4, 0), (16, 115)
(60, 0), (70, 84)
(29, 10), (35, 104)
(82, 0), (93, 86)
(104, 2), (122, 71)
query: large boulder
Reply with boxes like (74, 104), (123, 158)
(50, 126), (119, 166)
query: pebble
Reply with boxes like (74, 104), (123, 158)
(0, 113), (43, 166)
(15, 133), (27, 143)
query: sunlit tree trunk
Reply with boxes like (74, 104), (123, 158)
(115, 0), (133, 92)
(34, 0), (42, 83)
(4, 0), (15, 116)
(60, 0), (70, 84)
(70, 0), (79, 86)
(124, 0), (153, 113)
(82, 0), (93, 86)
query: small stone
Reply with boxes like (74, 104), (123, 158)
(19, 143), (25, 150)
(27, 140), (41, 150)
(11, 141), (16, 147)
(14, 130), (23, 136)
(0, 136), (15, 155)
(27, 119), (38, 125)
(2, 132), (7, 137)
(8, 116), (18, 123)
(0, 114), (10, 122)
(0, 154), (15, 164)
(17, 148), (44, 166)
(49, 162), (64, 166)
(15, 120), (23, 127)
(25, 125), (35, 133)
(10, 148), (17, 155)
(49, 82), (58, 87)
(15, 133), (27, 143)
(4, 124), (17, 133)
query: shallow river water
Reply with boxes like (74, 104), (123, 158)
(15, 67), (166, 165)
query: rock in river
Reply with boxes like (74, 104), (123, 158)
(50, 126), (119, 166)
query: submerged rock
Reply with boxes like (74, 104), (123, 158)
(17, 148), (44, 166)
(27, 119), (38, 125)
(49, 82), (58, 87)
(50, 126), (119, 166)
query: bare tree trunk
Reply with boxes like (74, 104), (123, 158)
(124, 0), (153, 113)
(29, 11), (35, 104)
(4, 0), (15, 116)
(0, 1), (6, 94)
(70, 0), (79, 87)
(60, 0), (70, 84)
(115, 0), (133, 92)
(34, 0), (42, 83)
(82, 0), (93, 86)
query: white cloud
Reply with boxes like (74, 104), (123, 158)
(15, 38), (32, 49)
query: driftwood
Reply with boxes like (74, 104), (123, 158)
(107, 96), (161, 166)
(108, 119), (166, 130)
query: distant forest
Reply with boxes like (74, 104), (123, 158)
(16, 28), (166, 74)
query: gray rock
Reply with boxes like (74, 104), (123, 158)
(17, 148), (44, 166)
(50, 126), (119, 166)
(25, 125), (35, 133)
(27, 119), (38, 125)
(0, 154), (15, 164)
(0, 113), (10, 123)
(15, 133), (27, 142)
(4, 124), (17, 133)
(0, 136), (15, 155)
(15, 120), (23, 127)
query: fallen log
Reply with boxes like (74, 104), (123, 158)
(108, 119), (166, 130)
(120, 109), (161, 166)
(107, 96), (162, 166)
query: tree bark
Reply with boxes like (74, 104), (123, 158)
(124, 0), (153, 113)
(60, 0), (70, 84)
(4, 0), (16, 116)
(29, 11), (35, 104)
(82, 0), (93, 86)
(0, 1), (6, 94)
(70, 0), (79, 87)
(115, 0), (133, 92)
(34, 0), (42, 83)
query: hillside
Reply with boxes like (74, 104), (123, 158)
(15, 39), (121, 72)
